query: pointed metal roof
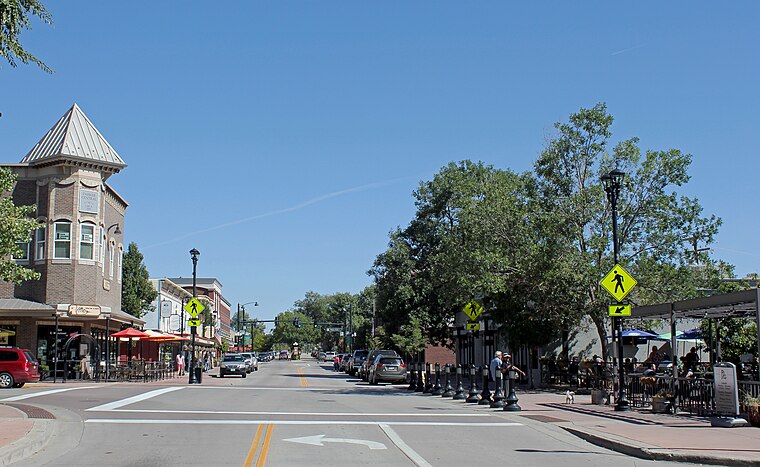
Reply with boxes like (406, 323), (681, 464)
(20, 103), (126, 169)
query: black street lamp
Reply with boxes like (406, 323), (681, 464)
(237, 301), (258, 351)
(188, 248), (200, 384)
(601, 169), (629, 412)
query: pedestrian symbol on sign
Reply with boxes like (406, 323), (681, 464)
(601, 264), (637, 302)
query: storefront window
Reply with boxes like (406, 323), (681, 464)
(0, 325), (17, 346)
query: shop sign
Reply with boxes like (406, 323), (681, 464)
(68, 305), (101, 318)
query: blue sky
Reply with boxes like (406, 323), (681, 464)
(2, 2), (759, 325)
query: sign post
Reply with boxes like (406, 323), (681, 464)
(711, 362), (749, 427)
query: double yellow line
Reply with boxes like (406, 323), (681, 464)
(243, 423), (274, 467)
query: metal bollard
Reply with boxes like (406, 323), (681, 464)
(423, 363), (434, 393)
(407, 361), (417, 390)
(490, 370), (505, 408)
(466, 365), (481, 403)
(503, 368), (521, 412)
(415, 362), (425, 392)
(478, 366), (492, 405)
(453, 364), (466, 400)
(432, 363), (444, 395)
(442, 364), (455, 397)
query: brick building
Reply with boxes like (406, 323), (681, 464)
(165, 277), (232, 346)
(0, 104), (142, 377)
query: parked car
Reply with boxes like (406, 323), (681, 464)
(348, 350), (368, 376)
(0, 347), (40, 388)
(359, 350), (399, 381)
(340, 354), (351, 372)
(368, 355), (407, 385)
(240, 352), (258, 372)
(219, 354), (247, 378)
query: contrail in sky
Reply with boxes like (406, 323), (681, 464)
(144, 178), (409, 249)
(611, 44), (645, 56)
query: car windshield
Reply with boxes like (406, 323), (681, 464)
(224, 355), (244, 362)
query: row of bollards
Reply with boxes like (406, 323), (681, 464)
(406, 361), (520, 411)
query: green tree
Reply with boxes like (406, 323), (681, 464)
(121, 242), (157, 318)
(0, 0), (52, 72)
(0, 167), (40, 283)
(271, 310), (318, 349)
(533, 103), (721, 357)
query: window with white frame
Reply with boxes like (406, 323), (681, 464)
(54, 222), (72, 259)
(36, 227), (46, 260)
(79, 224), (95, 260)
(117, 247), (123, 283)
(13, 238), (29, 261)
(108, 242), (114, 279)
(98, 227), (105, 270)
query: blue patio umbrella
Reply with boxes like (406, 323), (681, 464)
(621, 329), (660, 339)
(679, 328), (701, 340)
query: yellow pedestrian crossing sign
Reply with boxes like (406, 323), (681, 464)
(601, 264), (637, 301)
(608, 304), (631, 317)
(184, 298), (205, 318)
(465, 322), (480, 331)
(463, 300), (484, 321)
(187, 318), (201, 327)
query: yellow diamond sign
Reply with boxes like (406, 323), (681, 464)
(463, 300), (484, 321)
(601, 264), (637, 302)
(608, 304), (631, 317)
(184, 298), (205, 318)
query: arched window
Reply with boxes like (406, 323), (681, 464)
(79, 223), (95, 260)
(108, 241), (115, 279)
(117, 246), (123, 283)
(54, 222), (72, 259)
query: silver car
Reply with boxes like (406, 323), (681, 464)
(240, 352), (258, 372)
(219, 354), (247, 378)
(368, 355), (407, 385)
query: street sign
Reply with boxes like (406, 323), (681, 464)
(326, 327), (342, 332)
(600, 264), (637, 302)
(184, 298), (205, 318)
(187, 318), (201, 327)
(465, 322), (480, 331)
(608, 304), (631, 317)
(463, 300), (484, 321)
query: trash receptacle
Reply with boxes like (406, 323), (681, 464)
(194, 366), (202, 384)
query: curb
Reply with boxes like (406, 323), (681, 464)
(562, 425), (760, 467)
(0, 409), (55, 466)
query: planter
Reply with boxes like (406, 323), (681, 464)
(651, 396), (672, 414)
(746, 410), (760, 427)
(591, 389), (609, 405)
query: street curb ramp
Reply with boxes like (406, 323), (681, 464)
(562, 425), (760, 467)
(0, 404), (82, 466)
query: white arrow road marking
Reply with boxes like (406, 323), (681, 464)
(284, 434), (386, 450)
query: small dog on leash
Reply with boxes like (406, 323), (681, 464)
(565, 390), (575, 404)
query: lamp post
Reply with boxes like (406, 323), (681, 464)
(189, 248), (200, 384)
(237, 301), (258, 351)
(602, 169), (629, 412)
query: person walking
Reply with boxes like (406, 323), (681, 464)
(80, 354), (91, 380)
(176, 353), (184, 376)
(489, 351), (503, 391)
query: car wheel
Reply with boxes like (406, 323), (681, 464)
(12, 382), (25, 388)
(242, 373), (247, 378)
(0, 372), (14, 389)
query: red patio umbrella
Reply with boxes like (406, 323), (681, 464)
(111, 327), (150, 339)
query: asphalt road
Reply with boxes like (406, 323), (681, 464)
(1, 357), (697, 466)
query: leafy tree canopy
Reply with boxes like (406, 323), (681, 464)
(121, 242), (157, 318)
(0, 0), (52, 72)
(0, 167), (40, 283)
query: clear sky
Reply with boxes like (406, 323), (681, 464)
(2, 2), (759, 326)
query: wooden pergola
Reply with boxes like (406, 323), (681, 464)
(632, 288), (760, 381)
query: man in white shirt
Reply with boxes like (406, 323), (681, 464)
(489, 351), (503, 390)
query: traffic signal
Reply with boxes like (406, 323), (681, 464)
(293, 317), (302, 328)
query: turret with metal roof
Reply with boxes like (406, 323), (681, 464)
(20, 103), (126, 177)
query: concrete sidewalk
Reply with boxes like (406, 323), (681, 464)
(505, 390), (760, 466)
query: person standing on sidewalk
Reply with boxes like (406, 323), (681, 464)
(176, 353), (184, 376)
(489, 351), (503, 390)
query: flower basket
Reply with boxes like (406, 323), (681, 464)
(651, 395), (672, 414)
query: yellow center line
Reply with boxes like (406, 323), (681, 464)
(256, 424), (274, 467)
(242, 423), (264, 467)
(297, 367), (308, 387)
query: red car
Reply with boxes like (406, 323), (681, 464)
(0, 347), (41, 388)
